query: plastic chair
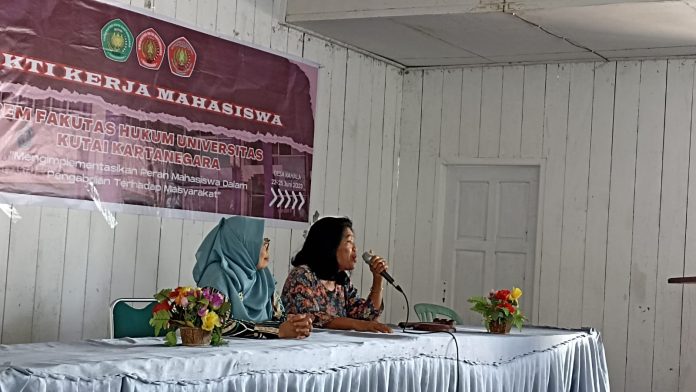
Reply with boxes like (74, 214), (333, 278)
(109, 298), (157, 338)
(414, 303), (463, 324)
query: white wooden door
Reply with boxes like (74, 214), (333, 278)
(440, 165), (539, 324)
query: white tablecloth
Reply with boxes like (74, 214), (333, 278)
(0, 326), (609, 392)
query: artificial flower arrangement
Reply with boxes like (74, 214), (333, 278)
(467, 287), (525, 333)
(149, 286), (231, 346)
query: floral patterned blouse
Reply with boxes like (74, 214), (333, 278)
(281, 265), (383, 327)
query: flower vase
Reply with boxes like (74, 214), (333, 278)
(487, 319), (512, 334)
(180, 327), (212, 346)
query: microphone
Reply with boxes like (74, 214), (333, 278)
(362, 251), (403, 292)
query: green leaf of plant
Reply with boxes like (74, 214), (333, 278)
(165, 330), (177, 346)
(219, 302), (231, 316)
(149, 310), (170, 336)
(211, 330), (226, 346)
(154, 289), (171, 302)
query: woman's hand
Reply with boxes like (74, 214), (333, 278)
(368, 255), (388, 280)
(366, 254), (387, 309)
(356, 320), (393, 333)
(278, 314), (313, 339)
(323, 317), (392, 333)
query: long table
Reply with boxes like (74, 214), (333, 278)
(0, 325), (609, 392)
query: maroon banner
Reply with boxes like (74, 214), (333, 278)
(0, 0), (317, 223)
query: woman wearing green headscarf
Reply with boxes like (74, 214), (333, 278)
(193, 216), (312, 339)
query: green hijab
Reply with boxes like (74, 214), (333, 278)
(193, 216), (275, 322)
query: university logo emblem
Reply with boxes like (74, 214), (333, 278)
(136, 28), (165, 70)
(101, 19), (134, 62)
(167, 37), (197, 78)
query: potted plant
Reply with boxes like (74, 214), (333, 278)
(149, 286), (231, 346)
(467, 287), (525, 334)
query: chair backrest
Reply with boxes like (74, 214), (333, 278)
(109, 298), (157, 339)
(414, 303), (463, 324)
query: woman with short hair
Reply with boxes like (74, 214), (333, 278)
(281, 216), (392, 333)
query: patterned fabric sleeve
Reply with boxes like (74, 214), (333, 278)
(220, 291), (284, 339)
(271, 291), (286, 322)
(343, 281), (383, 321)
(282, 266), (335, 327)
(221, 318), (281, 339)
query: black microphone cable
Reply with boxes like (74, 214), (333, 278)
(365, 251), (460, 392)
(395, 288), (460, 392)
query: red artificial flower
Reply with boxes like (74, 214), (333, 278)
(496, 302), (515, 314)
(152, 301), (171, 314)
(495, 290), (511, 301)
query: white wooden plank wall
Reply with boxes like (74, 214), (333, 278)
(653, 59), (692, 392)
(412, 70), (443, 309)
(10, 4), (696, 391)
(538, 63), (570, 326)
(396, 59), (696, 392)
(0, 0), (403, 343)
(2, 207), (41, 344)
(58, 210), (91, 341)
(603, 61), (640, 392)
(82, 212), (116, 339)
(390, 70), (423, 323)
(557, 63), (593, 329)
(110, 213), (139, 302)
(580, 62), (615, 336)
(499, 66), (523, 159)
(32, 208), (68, 342)
(625, 60), (666, 392)
(380, 67), (403, 322)
(459, 68), (482, 158)
(352, 54), (374, 291)
(360, 59), (387, 291)
(681, 60), (696, 392)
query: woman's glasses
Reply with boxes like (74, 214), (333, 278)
(263, 238), (271, 251)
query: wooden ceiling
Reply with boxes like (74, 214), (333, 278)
(286, 0), (696, 66)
